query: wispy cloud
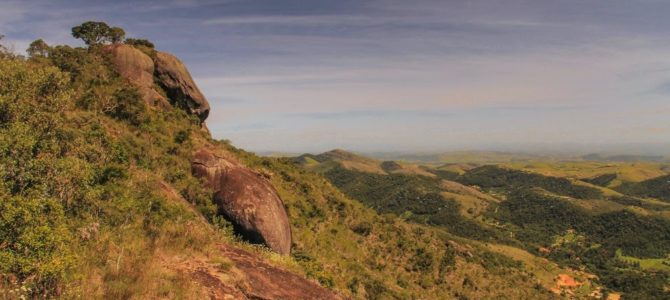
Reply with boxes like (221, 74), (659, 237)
(286, 109), (454, 120)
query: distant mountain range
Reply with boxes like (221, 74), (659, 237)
(263, 149), (670, 164)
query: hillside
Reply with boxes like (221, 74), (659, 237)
(0, 23), (562, 299)
(296, 150), (670, 299)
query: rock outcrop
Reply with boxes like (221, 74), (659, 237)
(154, 51), (210, 122)
(163, 243), (340, 299)
(217, 244), (339, 299)
(191, 148), (292, 255)
(103, 44), (167, 107)
(104, 44), (210, 122)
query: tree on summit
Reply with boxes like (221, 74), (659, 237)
(71, 21), (125, 46)
(108, 26), (126, 44)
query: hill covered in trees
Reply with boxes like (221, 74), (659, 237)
(296, 150), (670, 299)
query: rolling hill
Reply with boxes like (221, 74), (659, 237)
(295, 150), (670, 299)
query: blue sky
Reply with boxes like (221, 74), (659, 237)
(2, 0), (670, 153)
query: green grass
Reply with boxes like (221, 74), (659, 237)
(616, 249), (670, 272)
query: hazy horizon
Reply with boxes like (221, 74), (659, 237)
(255, 142), (670, 158)
(3, 0), (670, 153)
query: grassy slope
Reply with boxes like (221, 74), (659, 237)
(233, 146), (554, 299)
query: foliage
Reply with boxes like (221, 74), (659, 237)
(322, 165), (507, 242)
(488, 189), (670, 298)
(583, 173), (617, 187)
(106, 87), (148, 126)
(458, 165), (603, 199)
(26, 39), (50, 58)
(125, 38), (155, 49)
(0, 58), (77, 295)
(71, 21), (125, 46)
(491, 189), (670, 257)
(0, 38), (219, 297)
(616, 174), (670, 202)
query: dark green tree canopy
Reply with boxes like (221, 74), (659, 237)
(26, 39), (50, 57)
(71, 21), (125, 46)
(108, 27), (126, 44)
(125, 38), (155, 49)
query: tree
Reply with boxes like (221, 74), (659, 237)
(0, 34), (9, 57)
(125, 38), (154, 49)
(109, 27), (126, 44)
(26, 39), (50, 57)
(71, 21), (125, 46)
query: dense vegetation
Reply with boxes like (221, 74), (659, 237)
(491, 190), (670, 257)
(463, 167), (670, 298)
(302, 153), (670, 299)
(583, 173), (617, 187)
(0, 29), (230, 298)
(458, 165), (603, 199)
(493, 191), (670, 298)
(323, 166), (506, 242)
(616, 174), (670, 202)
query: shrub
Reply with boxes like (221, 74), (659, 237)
(107, 87), (147, 126)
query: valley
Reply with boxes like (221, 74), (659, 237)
(295, 150), (670, 298)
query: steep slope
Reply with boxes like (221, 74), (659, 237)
(0, 36), (333, 298)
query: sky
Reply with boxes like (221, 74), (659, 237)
(2, 0), (670, 154)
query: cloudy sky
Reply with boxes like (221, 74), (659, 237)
(2, 0), (670, 153)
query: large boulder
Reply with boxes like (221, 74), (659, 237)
(103, 44), (167, 107)
(154, 51), (210, 122)
(191, 148), (291, 255)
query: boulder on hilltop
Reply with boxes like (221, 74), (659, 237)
(103, 44), (168, 107)
(103, 44), (210, 122)
(154, 51), (210, 122)
(191, 148), (292, 255)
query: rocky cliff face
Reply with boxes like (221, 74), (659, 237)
(192, 147), (292, 255)
(103, 44), (168, 107)
(154, 51), (210, 122)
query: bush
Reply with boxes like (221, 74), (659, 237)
(125, 38), (154, 49)
(0, 196), (74, 295)
(107, 87), (147, 126)
(351, 222), (372, 236)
